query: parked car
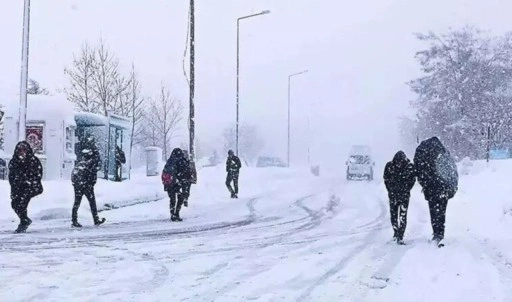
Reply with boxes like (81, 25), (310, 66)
(346, 145), (375, 180)
(256, 156), (287, 168)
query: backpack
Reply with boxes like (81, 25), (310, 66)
(436, 152), (459, 199)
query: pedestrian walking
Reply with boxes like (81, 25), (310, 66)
(414, 137), (458, 247)
(225, 150), (242, 198)
(162, 148), (189, 221)
(384, 151), (416, 245)
(71, 144), (105, 227)
(8, 141), (43, 233)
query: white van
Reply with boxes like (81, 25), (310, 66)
(346, 145), (375, 180)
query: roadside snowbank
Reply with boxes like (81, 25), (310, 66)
(0, 166), (315, 224)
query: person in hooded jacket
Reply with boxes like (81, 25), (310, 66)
(71, 146), (105, 227)
(181, 150), (196, 207)
(226, 150), (242, 198)
(384, 151), (416, 244)
(114, 145), (126, 182)
(162, 148), (189, 221)
(8, 141), (43, 233)
(414, 137), (458, 246)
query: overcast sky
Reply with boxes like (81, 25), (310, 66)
(1, 0), (512, 168)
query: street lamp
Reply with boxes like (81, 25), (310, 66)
(19, 0), (31, 141)
(287, 70), (308, 167)
(236, 9), (271, 156)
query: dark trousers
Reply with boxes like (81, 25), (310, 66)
(427, 195), (448, 240)
(388, 192), (410, 240)
(168, 186), (185, 217)
(114, 164), (122, 182)
(182, 182), (191, 201)
(11, 192), (32, 225)
(73, 185), (99, 222)
(226, 171), (239, 195)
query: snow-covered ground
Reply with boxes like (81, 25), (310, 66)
(1, 162), (512, 301)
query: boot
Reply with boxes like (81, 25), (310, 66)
(94, 217), (106, 226)
(171, 214), (182, 222)
(171, 211), (183, 222)
(72, 221), (83, 228)
(14, 224), (28, 234)
(23, 217), (32, 228)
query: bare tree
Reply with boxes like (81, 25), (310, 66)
(91, 39), (131, 116)
(123, 64), (146, 157)
(143, 85), (184, 158)
(27, 79), (49, 95)
(64, 42), (97, 112)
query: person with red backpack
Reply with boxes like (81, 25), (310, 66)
(162, 148), (190, 221)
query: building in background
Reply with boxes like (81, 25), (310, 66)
(2, 94), (76, 180)
(1, 94), (132, 181)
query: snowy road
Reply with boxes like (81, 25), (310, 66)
(1, 167), (512, 301)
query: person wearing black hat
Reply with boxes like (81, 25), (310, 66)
(225, 150), (242, 198)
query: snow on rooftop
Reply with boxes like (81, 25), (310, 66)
(2, 94), (77, 126)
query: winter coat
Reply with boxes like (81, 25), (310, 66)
(8, 141), (44, 199)
(115, 147), (126, 166)
(226, 155), (242, 173)
(162, 148), (189, 191)
(182, 156), (196, 184)
(77, 139), (102, 169)
(72, 157), (100, 188)
(414, 137), (458, 200)
(384, 151), (416, 195)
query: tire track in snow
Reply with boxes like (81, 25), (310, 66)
(200, 187), (345, 300)
(0, 192), (276, 251)
(296, 195), (388, 302)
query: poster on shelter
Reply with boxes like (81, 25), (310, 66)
(26, 125), (44, 154)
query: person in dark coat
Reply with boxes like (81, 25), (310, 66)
(162, 148), (189, 221)
(181, 150), (196, 207)
(226, 150), (242, 198)
(8, 141), (43, 233)
(414, 137), (458, 246)
(114, 145), (126, 182)
(384, 151), (416, 244)
(71, 146), (105, 227)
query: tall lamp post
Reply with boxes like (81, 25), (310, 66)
(236, 10), (271, 156)
(189, 0), (195, 161)
(19, 0), (31, 141)
(287, 70), (308, 167)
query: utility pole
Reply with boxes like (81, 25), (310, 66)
(189, 0), (195, 160)
(19, 0), (31, 141)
